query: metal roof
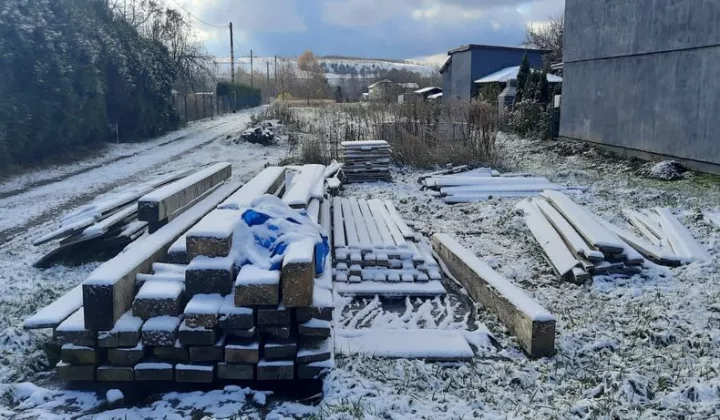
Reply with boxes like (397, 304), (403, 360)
(414, 86), (441, 94)
(474, 66), (563, 84)
(448, 44), (552, 55)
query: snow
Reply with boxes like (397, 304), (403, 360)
(84, 182), (241, 287)
(139, 162), (231, 204)
(142, 316), (181, 332)
(106, 389), (124, 404)
(427, 175), (550, 188)
(104, 311), (143, 333)
(341, 140), (390, 148)
(23, 284), (82, 329)
(335, 329), (474, 360)
(7, 108), (720, 418)
(235, 265), (280, 286)
(187, 255), (234, 271)
(186, 209), (242, 239)
(55, 308), (86, 332)
(82, 204), (137, 237)
(135, 279), (184, 300)
(474, 65), (563, 83)
(297, 338), (331, 357)
(136, 272), (185, 285)
(282, 164), (324, 208)
(301, 318), (331, 329)
(282, 239), (315, 265)
(184, 294), (224, 315)
(176, 364), (214, 372)
(226, 341), (259, 350)
(219, 295), (253, 315)
(541, 190), (624, 252)
(312, 286), (333, 308)
(334, 280), (446, 297)
(220, 166), (286, 210)
(168, 234), (187, 254)
(152, 263), (187, 274)
(258, 360), (293, 367)
(517, 199), (580, 276)
(135, 363), (173, 370)
(655, 207), (711, 261)
(649, 160), (686, 180)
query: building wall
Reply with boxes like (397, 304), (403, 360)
(444, 47), (545, 102)
(561, 0), (720, 171)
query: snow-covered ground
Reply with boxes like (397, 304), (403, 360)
(2, 122), (720, 418)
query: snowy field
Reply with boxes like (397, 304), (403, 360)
(1, 114), (720, 418)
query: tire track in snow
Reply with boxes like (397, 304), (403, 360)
(0, 113), (255, 245)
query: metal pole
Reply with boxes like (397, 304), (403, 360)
(229, 23), (235, 83)
(266, 61), (271, 104)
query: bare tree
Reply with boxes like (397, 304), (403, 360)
(524, 14), (564, 66)
(110, 0), (213, 93)
(298, 50), (327, 104)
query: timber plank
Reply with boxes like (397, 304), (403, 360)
(432, 233), (556, 358)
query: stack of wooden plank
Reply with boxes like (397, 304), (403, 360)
(622, 208), (710, 264)
(516, 191), (691, 283)
(331, 197), (446, 297)
(421, 166), (585, 204)
(340, 140), (392, 183)
(25, 166), (338, 384)
(32, 163), (233, 268)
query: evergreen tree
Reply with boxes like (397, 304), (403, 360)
(538, 71), (550, 104)
(515, 54), (531, 103)
(334, 86), (344, 103)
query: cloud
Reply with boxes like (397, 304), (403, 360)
(179, 0), (306, 33)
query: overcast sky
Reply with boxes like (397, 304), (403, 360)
(177, 0), (565, 65)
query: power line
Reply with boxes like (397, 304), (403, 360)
(167, 0), (226, 28)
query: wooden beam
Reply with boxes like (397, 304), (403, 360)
(82, 182), (242, 330)
(432, 233), (555, 358)
(138, 162), (232, 223)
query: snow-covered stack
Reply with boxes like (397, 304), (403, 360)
(46, 189), (334, 384)
(421, 166), (585, 203)
(516, 191), (708, 283)
(331, 197), (446, 297)
(341, 140), (392, 183)
(31, 163), (233, 268)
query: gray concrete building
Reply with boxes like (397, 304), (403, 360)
(561, 0), (720, 173)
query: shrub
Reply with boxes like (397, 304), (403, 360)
(216, 82), (261, 109)
(508, 100), (551, 139)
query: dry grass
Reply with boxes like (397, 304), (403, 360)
(288, 100), (499, 168)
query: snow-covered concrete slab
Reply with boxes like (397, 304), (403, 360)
(334, 280), (446, 297)
(138, 162), (232, 223)
(335, 329), (474, 361)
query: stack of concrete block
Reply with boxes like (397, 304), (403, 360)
(340, 140), (392, 183)
(331, 197), (446, 297)
(50, 169), (334, 384)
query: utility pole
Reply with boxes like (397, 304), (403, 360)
(229, 23), (235, 83)
(266, 61), (271, 104)
(274, 55), (278, 97)
(250, 50), (254, 88)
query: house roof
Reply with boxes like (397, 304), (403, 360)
(368, 80), (394, 89)
(474, 66), (563, 84)
(414, 86), (442, 94)
(439, 57), (452, 74)
(448, 44), (552, 55)
(368, 80), (419, 89)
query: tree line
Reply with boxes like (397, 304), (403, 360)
(0, 0), (236, 171)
